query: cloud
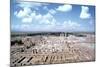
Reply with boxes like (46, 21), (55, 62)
(22, 17), (32, 23)
(80, 6), (91, 19)
(18, 2), (49, 10)
(14, 6), (33, 23)
(13, 5), (81, 32)
(45, 20), (81, 32)
(35, 13), (56, 25)
(56, 4), (72, 12)
(27, 9), (56, 25)
(14, 5), (56, 24)
(13, 2), (84, 32)
(43, 6), (56, 15)
(14, 7), (32, 18)
(14, 2), (56, 24)
(63, 20), (80, 30)
(11, 24), (33, 31)
(12, 20), (81, 32)
(51, 20), (81, 32)
(49, 9), (56, 15)
(18, 2), (42, 8)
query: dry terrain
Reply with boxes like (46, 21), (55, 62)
(10, 32), (95, 67)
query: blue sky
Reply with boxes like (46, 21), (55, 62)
(11, 0), (95, 32)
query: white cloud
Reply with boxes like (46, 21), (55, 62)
(12, 19), (82, 32)
(14, 7), (33, 23)
(43, 13), (53, 19)
(52, 20), (81, 32)
(22, 17), (32, 23)
(56, 4), (72, 12)
(13, 3), (83, 32)
(37, 13), (56, 25)
(15, 2), (57, 24)
(49, 9), (56, 15)
(43, 6), (56, 15)
(80, 6), (91, 19)
(34, 14), (42, 20)
(36, 20), (81, 32)
(14, 6), (81, 32)
(18, 2), (42, 8)
(63, 20), (80, 30)
(14, 7), (32, 18)
(18, 2), (49, 10)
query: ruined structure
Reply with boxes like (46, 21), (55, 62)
(10, 32), (95, 67)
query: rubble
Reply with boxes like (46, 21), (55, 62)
(10, 32), (95, 66)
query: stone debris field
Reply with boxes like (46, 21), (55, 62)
(10, 32), (95, 67)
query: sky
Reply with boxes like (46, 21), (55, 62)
(11, 0), (95, 32)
